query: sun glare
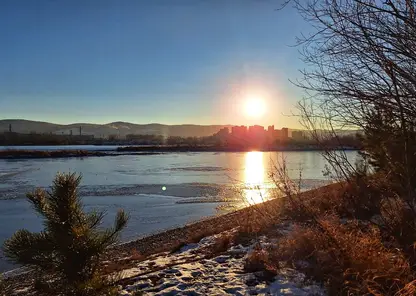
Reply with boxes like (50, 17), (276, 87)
(244, 151), (268, 204)
(244, 97), (266, 118)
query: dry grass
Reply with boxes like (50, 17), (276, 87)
(167, 224), (228, 255)
(339, 173), (392, 220)
(208, 232), (233, 256)
(100, 204), (282, 277)
(166, 198), (284, 258)
(102, 249), (146, 274)
(253, 161), (416, 296)
(379, 197), (416, 244)
(399, 280), (416, 296)
(244, 244), (276, 273)
(278, 175), (390, 224)
(38, 167), (416, 296)
(271, 217), (414, 295)
(52, 173), (416, 296)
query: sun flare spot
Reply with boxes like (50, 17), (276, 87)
(244, 96), (266, 118)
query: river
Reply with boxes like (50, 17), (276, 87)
(0, 150), (358, 272)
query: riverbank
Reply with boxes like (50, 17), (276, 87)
(0, 147), (359, 159)
(0, 149), (160, 159)
(0, 149), (109, 159)
(105, 183), (338, 268)
(3, 184), (337, 295)
(117, 145), (360, 153)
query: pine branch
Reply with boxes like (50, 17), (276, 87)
(1, 172), (129, 295)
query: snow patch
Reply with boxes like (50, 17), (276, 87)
(117, 227), (326, 295)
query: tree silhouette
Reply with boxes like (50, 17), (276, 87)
(2, 173), (129, 295)
(286, 0), (416, 276)
(287, 0), (416, 189)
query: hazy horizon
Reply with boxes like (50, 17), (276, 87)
(0, 1), (311, 128)
(0, 118), (297, 129)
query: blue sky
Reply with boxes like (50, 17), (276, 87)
(0, 1), (310, 128)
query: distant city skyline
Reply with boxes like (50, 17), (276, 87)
(0, 1), (311, 128)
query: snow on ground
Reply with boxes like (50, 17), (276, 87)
(117, 228), (326, 296)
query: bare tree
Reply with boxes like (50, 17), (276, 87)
(287, 0), (416, 193)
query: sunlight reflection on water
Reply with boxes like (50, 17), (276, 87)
(244, 151), (270, 205)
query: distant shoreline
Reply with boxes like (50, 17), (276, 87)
(0, 149), (159, 159)
(116, 145), (360, 153)
(0, 146), (359, 159)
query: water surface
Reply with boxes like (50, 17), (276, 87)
(0, 151), (357, 272)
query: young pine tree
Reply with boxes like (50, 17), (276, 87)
(2, 173), (129, 295)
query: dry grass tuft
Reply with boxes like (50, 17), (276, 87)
(262, 162), (416, 296)
(244, 245), (275, 274)
(399, 280), (416, 296)
(101, 250), (146, 275)
(273, 218), (413, 295)
(207, 233), (233, 256)
(130, 249), (146, 261)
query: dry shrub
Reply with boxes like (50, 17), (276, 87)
(130, 249), (145, 261)
(274, 218), (413, 295)
(186, 226), (218, 244)
(279, 174), (390, 224)
(244, 244), (276, 274)
(339, 173), (392, 220)
(235, 200), (282, 234)
(231, 229), (258, 247)
(208, 233), (233, 256)
(229, 202), (284, 251)
(400, 280), (416, 296)
(379, 197), (416, 265)
(204, 230), (249, 257)
(272, 164), (416, 295)
(279, 185), (343, 223)
(101, 249), (146, 275)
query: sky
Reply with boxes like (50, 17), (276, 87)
(0, 0), (311, 128)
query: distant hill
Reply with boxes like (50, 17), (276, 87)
(0, 119), (233, 138)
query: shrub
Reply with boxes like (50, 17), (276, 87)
(268, 157), (416, 295)
(244, 245), (274, 274)
(340, 172), (394, 220)
(379, 197), (416, 266)
(274, 218), (413, 295)
(277, 173), (391, 224)
(208, 232), (233, 256)
(2, 173), (129, 296)
(274, 0), (416, 294)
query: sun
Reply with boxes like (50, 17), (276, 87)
(244, 96), (266, 118)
